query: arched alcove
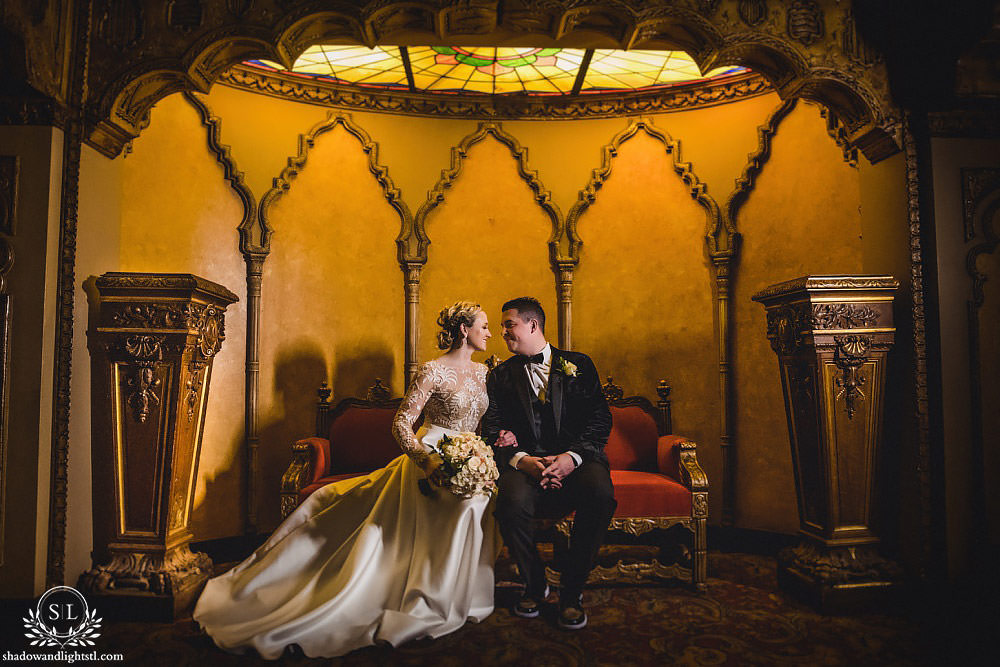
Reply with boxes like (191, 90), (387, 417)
(572, 125), (721, 519)
(256, 121), (406, 529)
(418, 132), (557, 365)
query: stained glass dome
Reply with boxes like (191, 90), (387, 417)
(247, 45), (747, 96)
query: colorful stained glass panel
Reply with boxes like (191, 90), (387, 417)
(245, 45), (747, 96)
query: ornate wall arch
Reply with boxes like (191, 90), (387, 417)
(182, 89), (262, 533)
(178, 103), (412, 533)
(405, 121), (561, 262)
(260, 111), (412, 254)
(400, 121), (562, 381)
(564, 117), (733, 517)
(719, 97), (798, 254)
(710, 97), (801, 524)
(565, 118), (719, 260)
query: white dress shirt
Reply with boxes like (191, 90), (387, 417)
(510, 343), (582, 470)
(525, 342), (552, 401)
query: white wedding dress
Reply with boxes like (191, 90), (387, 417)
(193, 361), (500, 659)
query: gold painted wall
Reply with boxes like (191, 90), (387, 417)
(572, 129), (720, 517)
(732, 102), (864, 533)
(118, 93), (248, 540)
(257, 124), (405, 529)
(419, 135), (555, 364)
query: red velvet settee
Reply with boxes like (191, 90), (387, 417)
(280, 377), (708, 590)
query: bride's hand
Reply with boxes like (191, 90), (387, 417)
(495, 430), (518, 448)
(419, 451), (445, 478)
(429, 467), (450, 488)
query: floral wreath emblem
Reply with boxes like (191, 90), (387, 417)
(23, 586), (103, 648)
(554, 357), (578, 378)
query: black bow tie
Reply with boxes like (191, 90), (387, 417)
(522, 352), (545, 364)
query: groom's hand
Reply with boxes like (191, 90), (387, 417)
(495, 429), (518, 448)
(516, 455), (546, 482)
(541, 453), (576, 488)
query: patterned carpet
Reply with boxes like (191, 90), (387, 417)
(79, 547), (944, 666)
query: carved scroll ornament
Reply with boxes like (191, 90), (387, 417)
(834, 334), (873, 420)
(811, 303), (879, 329)
(121, 334), (165, 424)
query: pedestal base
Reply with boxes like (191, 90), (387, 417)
(777, 542), (902, 614)
(82, 575), (208, 622)
(78, 546), (213, 621)
(778, 563), (900, 614)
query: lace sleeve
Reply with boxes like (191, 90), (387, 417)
(392, 363), (436, 466)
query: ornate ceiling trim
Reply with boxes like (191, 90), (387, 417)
(564, 117), (719, 263)
(818, 105), (860, 168)
(259, 110), (413, 256)
(0, 96), (69, 129)
(927, 107), (1000, 139)
(216, 65), (774, 121)
(406, 121), (562, 265)
(68, 1), (900, 163)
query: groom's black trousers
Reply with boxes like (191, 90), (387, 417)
(495, 461), (616, 601)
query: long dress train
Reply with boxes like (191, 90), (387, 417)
(193, 361), (499, 659)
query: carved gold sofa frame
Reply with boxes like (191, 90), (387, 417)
(540, 377), (708, 591)
(280, 376), (708, 591)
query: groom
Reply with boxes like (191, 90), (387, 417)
(483, 296), (616, 630)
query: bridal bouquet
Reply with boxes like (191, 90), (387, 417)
(433, 432), (499, 499)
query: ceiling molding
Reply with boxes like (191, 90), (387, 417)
(218, 65), (774, 121)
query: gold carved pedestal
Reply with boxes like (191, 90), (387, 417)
(79, 273), (238, 620)
(753, 275), (901, 613)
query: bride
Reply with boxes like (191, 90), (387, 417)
(193, 301), (501, 659)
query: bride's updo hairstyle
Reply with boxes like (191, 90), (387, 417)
(436, 301), (481, 350)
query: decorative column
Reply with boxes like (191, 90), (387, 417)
(752, 275), (901, 612)
(80, 273), (238, 620)
(711, 254), (736, 527)
(243, 252), (266, 535)
(554, 260), (575, 350)
(403, 261), (423, 386)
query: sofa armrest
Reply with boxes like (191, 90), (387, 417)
(280, 437), (331, 498)
(657, 435), (708, 491)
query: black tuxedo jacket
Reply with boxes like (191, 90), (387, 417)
(483, 346), (611, 469)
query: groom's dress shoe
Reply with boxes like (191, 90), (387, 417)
(557, 598), (587, 630)
(513, 585), (549, 619)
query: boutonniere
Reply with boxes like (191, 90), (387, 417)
(554, 357), (578, 377)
